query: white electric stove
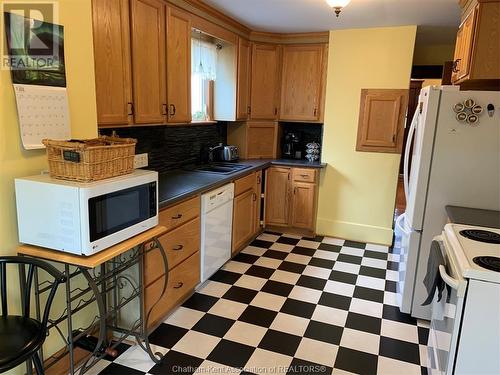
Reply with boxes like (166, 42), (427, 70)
(427, 223), (500, 375)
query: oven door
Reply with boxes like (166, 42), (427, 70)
(427, 235), (467, 375)
(83, 180), (158, 254)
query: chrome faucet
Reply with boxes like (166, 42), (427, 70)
(208, 143), (223, 162)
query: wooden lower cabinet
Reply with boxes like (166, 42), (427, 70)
(145, 251), (200, 328)
(265, 166), (319, 233)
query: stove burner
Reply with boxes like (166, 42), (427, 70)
(473, 256), (500, 272)
(460, 229), (500, 244)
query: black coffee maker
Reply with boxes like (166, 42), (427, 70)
(283, 132), (302, 159)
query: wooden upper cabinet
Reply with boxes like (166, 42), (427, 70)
(130, 0), (166, 124)
(166, 6), (191, 123)
(453, 8), (476, 82)
(356, 89), (408, 154)
(290, 182), (316, 231)
(246, 121), (278, 159)
(236, 37), (252, 120)
(265, 167), (290, 226)
(280, 44), (325, 122)
(250, 43), (281, 120)
(92, 0), (132, 126)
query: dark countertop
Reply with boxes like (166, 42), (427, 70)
(159, 159), (326, 208)
(446, 205), (500, 229)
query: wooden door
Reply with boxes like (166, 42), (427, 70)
(290, 182), (316, 230)
(236, 37), (252, 120)
(280, 45), (324, 121)
(453, 8), (476, 82)
(232, 189), (256, 254)
(253, 170), (262, 234)
(130, 0), (166, 124)
(250, 44), (280, 120)
(265, 167), (290, 226)
(166, 6), (191, 123)
(246, 121), (278, 159)
(356, 89), (409, 154)
(92, 0), (132, 126)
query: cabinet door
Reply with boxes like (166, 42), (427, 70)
(246, 121), (278, 159)
(236, 37), (252, 120)
(356, 89), (408, 154)
(130, 0), (166, 124)
(250, 44), (280, 120)
(232, 189), (256, 254)
(290, 182), (316, 231)
(92, 0), (132, 126)
(265, 167), (290, 226)
(166, 6), (191, 123)
(280, 45), (324, 121)
(454, 8), (477, 82)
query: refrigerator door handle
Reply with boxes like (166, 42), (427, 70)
(395, 213), (409, 234)
(404, 109), (419, 202)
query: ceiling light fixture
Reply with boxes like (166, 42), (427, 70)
(326, 0), (351, 17)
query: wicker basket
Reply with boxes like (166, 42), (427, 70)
(42, 136), (137, 182)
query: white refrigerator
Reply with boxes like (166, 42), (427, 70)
(394, 86), (500, 320)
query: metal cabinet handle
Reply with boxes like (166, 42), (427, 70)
(452, 59), (461, 73)
(252, 192), (257, 201)
(274, 107), (278, 116)
(313, 108), (317, 117)
(247, 106), (251, 115)
(173, 282), (184, 289)
(257, 175), (261, 184)
(169, 104), (176, 117)
(162, 104), (168, 116)
(300, 174), (309, 178)
(293, 187), (297, 194)
(173, 245), (184, 251)
(172, 213), (182, 219)
(127, 102), (134, 116)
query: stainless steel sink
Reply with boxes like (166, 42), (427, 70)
(193, 163), (251, 175)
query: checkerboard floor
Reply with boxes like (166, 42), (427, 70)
(92, 232), (429, 375)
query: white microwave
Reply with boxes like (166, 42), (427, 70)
(15, 170), (158, 256)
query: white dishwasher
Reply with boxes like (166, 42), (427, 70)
(200, 183), (234, 283)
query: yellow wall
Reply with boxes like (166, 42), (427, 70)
(0, 1), (98, 372)
(317, 26), (416, 245)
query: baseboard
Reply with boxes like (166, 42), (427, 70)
(316, 218), (393, 246)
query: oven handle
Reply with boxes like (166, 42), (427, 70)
(439, 265), (460, 291)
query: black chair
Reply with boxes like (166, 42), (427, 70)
(0, 256), (66, 375)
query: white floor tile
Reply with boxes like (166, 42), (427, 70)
(270, 270), (301, 285)
(242, 246), (267, 256)
(340, 328), (380, 355)
(322, 237), (345, 246)
(113, 344), (168, 372)
(164, 306), (204, 329)
(340, 247), (365, 257)
(172, 331), (221, 359)
(81, 359), (112, 375)
(223, 321), (268, 347)
(303, 265), (331, 279)
(296, 239), (321, 249)
(377, 356), (422, 375)
(295, 338), (338, 367)
(419, 344), (428, 367)
(208, 298), (248, 320)
(197, 360), (242, 375)
(417, 319), (430, 329)
(258, 233), (280, 242)
(270, 242), (295, 253)
(282, 233), (302, 239)
(365, 243), (389, 253)
(197, 280), (232, 298)
(381, 319), (419, 343)
(386, 270), (399, 282)
(270, 312), (310, 336)
(234, 274), (268, 290)
(288, 285), (323, 304)
(254, 256), (282, 269)
(383, 291), (399, 307)
(333, 261), (361, 275)
(356, 275), (386, 291)
(313, 250), (338, 261)
(245, 348), (293, 375)
(324, 280), (355, 297)
(223, 261), (252, 274)
(361, 257), (387, 270)
(312, 305), (348, 327)
(285, 253), (311, 265)
(250, 292), (287, 311)
(349, 298), (383, 318)
(388, 253), (400, 262)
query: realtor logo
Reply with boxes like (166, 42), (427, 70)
(1, 1), (61, 71)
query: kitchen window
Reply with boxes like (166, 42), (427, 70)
(191, 33), (217, 122)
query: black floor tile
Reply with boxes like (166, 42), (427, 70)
(261, 280), (294, 297)
(387, 261), (399, 271)
(345, 312), (382, 335)
(318, 243), (342, 252)
(364, 250), (388, 260)
(382, 305), (417, 325)
(343, 240), (367, 249)
(277, 236), (300, 245)
(304, 320), (343, 345)
(309, 257), (335, 270)
(192, 313), (235, 337)
(264, 230), (282, 235)
(318, 292), (351, 311)
(148, 324), (189, 348)
(182, 293), (219, 312)
(103, 342), (130, 361)
(287, 358), (333, 375)
(385, 280), (397, 293)
(233, 253), (260, 264)
(207, 339), (255, 368)
(263, 249), (289, 260)
(421, 366), (429, 375)
(303, 235), (325, 243)
(258, 329), (302, 356)
(359, 266), (387, 279)
(245, 265), (275, 279)
(418, 326), (430, 345)
(334, 347), (378, 375)
(292, 246), (317, 257)
(222, 286), (259, 304)
(250, 239), (274, 249)
(297, 275), (327, 291)
(99, 363), (145, 375)
(239, 305), (278, 327)
(210, 270), (242, 284)
(278, 261), (307, 274)
(337, 253), (363, 265)
(280, 298), (316, 319)
(329, 270), (358, 285)
(379, 336), (421, 365)
(353, 286), (384, 303)
(149, 350), (204, 375)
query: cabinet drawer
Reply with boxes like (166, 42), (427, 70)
(144, 217), (200, 286)
(234, 172), (256, 196)
(159, 196), (200, 230)
(145, 251), (200, 328)
(292, 168), (317, 183)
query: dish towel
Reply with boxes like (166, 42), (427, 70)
(422, 240), (448, 306)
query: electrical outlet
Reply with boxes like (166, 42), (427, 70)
(134, 153), (148, 169)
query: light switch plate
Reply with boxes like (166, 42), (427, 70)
(134, 153), (148, 169)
